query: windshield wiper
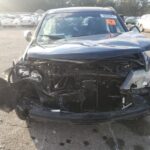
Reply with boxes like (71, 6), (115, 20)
(39, 34), (65, 40)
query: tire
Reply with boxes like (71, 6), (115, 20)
(15, 104), (28, 120)
(15, 95), (35, 120)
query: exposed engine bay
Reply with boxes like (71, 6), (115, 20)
(3, 53), (150, 119)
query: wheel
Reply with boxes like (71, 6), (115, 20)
(15, 98), (30, 120)
(15, 105), (28, 120)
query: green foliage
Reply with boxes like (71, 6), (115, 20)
(115, 0), (150, 16)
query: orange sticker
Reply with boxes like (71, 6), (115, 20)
(106, 19), (116, 26)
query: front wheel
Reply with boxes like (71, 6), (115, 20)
(15, 98), (31, 120)
(15, 105), (28, 120)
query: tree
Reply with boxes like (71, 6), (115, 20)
(139, 0), (150, 15)
(115, 0), (150, 16)
(96, 0), (115, 7)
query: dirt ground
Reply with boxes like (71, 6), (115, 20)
(0, 28), (150, 150)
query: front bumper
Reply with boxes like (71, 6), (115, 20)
(28, 95), (150, 123)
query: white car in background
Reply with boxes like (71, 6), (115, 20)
(138, 14), (150, 32)
(38, 15), (43, 23)
(13, 18), (21, 26)
(20, 16), (35, 26)
(31, 15), (39, 25)
(1, 17), (14, 26)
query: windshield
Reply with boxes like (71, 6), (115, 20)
(37, 12), (125, 43)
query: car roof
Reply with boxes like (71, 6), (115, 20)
(46, 7), (116, 14)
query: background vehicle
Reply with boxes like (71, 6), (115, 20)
(1, 17), (15, 27)
(20, 16), (35, 26)
(13, 18), (21, 26)
(138, 14), (150, 32)
(125, 17), (138, 25)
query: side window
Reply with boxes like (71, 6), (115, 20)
(43, 18), (56, 35)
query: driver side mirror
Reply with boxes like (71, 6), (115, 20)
(129, 26), (140, 33)
(24, 30), (33, 42)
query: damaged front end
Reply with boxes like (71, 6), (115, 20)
(1, 52), (150, 123)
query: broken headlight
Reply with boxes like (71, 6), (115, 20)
(18, 68), (30, 77)
(30, 70), (42, 82)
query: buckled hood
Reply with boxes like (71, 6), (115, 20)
(26, 32), (150, 61)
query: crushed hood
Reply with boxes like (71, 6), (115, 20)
(26, 32), (150, 61)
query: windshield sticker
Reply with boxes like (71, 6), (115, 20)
(100, 14), (117, 19)
(106, 19), (116, 26)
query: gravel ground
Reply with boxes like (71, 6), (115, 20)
(0, 28), (150, 150)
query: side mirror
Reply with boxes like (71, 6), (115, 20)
(129, 25), (140, 33)
(24, 30), (32, 42)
